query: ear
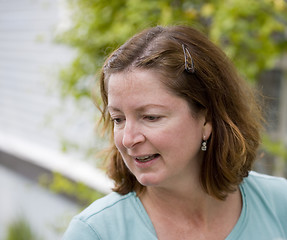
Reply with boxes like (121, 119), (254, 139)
(203, 120), (212, 140)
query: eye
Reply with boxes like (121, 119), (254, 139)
(144, 115), (161, 121)
(111, 117), (125, 124)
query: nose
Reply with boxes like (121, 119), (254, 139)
(122, 121), (145, 149)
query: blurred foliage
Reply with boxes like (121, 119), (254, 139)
(5, 217), (42, 240)
(262, 134), (287, 161)
(39, 172), (105, 206)
(56, 0), (287, 98)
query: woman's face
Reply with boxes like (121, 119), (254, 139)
(107, 69), (211, 190)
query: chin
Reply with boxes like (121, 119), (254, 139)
(136, 174), (163, 187)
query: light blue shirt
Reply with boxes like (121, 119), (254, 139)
(63, 172), (287, 240)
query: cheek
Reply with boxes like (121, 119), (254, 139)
(150, 128), (180, 152)
(164, 122), (202, 150)
(114, 130), (123, 151)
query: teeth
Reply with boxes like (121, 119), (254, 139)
(136, 154), (158, 162)
(137, 155), (151, 160)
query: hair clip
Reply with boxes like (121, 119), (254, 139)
(182, 44), (195, 73)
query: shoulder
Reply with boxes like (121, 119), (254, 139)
(244, 171), (287, 195)
(229, 172), (287, 239)
(63, 192), (139, 240)
(77, 191), (136, 221)
(242, 171), (287, 219)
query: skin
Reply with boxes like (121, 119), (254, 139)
(107, 69), (242, 239)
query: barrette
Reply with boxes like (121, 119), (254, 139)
(182, 44), (195, 73)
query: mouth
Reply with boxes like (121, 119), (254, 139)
(135, 154), (160, 163)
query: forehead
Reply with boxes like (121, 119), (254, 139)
(107, 69), (181, 109)
(107, 69), (168, 95)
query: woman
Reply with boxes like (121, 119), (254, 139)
(63, 26), (287, 239)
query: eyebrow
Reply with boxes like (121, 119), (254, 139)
(107, 104), (168, 112)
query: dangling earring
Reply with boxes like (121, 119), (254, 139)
(201, 136), (207, 151)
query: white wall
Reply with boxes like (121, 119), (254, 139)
(0, 0), (75, 150)
(0, 0), (112, 238)
(0, 0), (112, 190)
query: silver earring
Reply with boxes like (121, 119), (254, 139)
(201, 137), (207, 151)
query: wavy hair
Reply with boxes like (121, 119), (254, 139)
(98, 25), (263, 200)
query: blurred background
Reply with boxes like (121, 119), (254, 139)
(0, 0), (286, 239)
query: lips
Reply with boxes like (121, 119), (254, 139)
(135, 154), (160, 163)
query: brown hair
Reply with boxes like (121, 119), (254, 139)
(98, 25), (263, 200)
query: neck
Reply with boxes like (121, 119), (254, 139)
(140, 184), (241, 229)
